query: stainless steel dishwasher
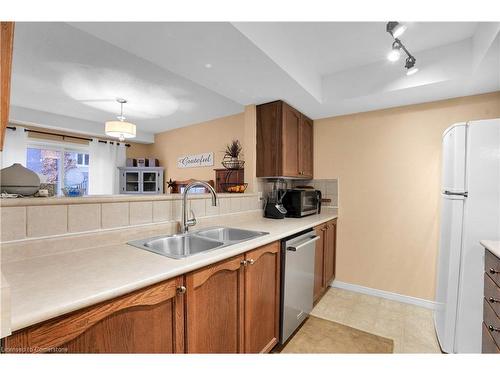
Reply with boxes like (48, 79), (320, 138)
(280, 228), (319, 344)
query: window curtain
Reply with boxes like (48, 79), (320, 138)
(1, 126), (29, 169)
(88, 140), (126, 195)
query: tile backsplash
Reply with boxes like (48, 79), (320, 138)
(292, 179), (339, 207)
(0, 194), (261, 242)
(257, 178), (339, 208)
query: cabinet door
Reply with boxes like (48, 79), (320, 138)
(282, 103), (301, 177)
(185, 255), (245, 353)
(124, 171), (140, 193)
(256, 101), (282, 177)
(244, 242), (280, 353)
(1, 22), (14, 151)
(3, 277), (185, 353)
(299, 116), (314, 178)
(313, 224), (327, 302)
(142, 171), (158, 193)
(324, 219), (337, 285)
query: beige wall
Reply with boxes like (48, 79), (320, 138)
(145, 113), (245, 182)
(314, 91), (500, 300)
(126, 141), (154, 160)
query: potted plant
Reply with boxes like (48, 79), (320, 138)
(222, 140), (244, 170)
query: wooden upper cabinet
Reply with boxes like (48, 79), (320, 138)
(299, 115), (314, 178)
(282, 103), (301, 177)
(244, 242), (280, 353)
(3, 277), (185, 353)
(1, 22), (15, 151)
(185, 255), (245, 353)
(256, 100), (314, 178)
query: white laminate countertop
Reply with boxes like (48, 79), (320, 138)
(480, 240), (500, 259)
(1, 209), (337, 333)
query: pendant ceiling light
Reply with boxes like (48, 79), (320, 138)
(105, 98), (136, 141)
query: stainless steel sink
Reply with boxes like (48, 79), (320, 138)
(128, 227), (268, 259)
(195, 227), (268, 242)
(128, 234), (224, 259)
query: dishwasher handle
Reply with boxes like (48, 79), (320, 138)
(286, 235), (319, 252)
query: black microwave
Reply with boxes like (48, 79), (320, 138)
(280, 189), (321, 218)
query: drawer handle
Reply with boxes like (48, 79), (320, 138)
(489, 268), (499, 274)
(489, 297), (500, 304)
(488, 325), (500, 333)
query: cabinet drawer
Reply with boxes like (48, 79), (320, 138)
(485, 273), (500, 317)
(485, 250), (500, 287)
(483, 299), (500, 347)
(482, 323), (500, 353)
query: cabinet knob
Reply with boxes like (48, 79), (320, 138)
(488, 325), (500, 333)
(176, 286), (187, 294)
(489, 297), (500, 304)
(489, 268), (499, 274)
(240, 260), (248, 266)
(248, 259), (255, 265)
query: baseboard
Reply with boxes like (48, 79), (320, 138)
(330, 280), (437, 310)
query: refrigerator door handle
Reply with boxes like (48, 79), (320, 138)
(444, 190), (468, 197)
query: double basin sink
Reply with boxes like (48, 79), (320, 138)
(128, 227), (269, 259)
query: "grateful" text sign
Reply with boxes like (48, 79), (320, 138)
(177, 152), (214, 168)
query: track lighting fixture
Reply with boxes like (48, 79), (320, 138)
(386, 21), (407, 38)
(386, 22), (418, 75)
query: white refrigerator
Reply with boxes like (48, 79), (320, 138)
(434, 118), (500, 353)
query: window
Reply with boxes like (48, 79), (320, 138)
(26, 144), (90, 196)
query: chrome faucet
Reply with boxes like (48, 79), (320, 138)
(181, 181), (217, 233)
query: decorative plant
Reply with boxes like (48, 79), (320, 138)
(224, 140), (243, 160)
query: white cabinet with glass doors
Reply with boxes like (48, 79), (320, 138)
(118, 167), (164, 194)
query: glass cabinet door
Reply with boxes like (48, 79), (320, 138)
(125, 172), (140, 192)
(142, 172), (157, 192)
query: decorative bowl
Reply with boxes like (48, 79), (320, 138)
(221, 183), (248, 193)
(62, 187), (85, 197)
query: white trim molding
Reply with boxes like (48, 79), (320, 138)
(331, 280), (437, 310)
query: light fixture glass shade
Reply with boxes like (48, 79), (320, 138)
(406, 67), (419, 76)
(105, 121), (137, 140)
(392, 24), (407, 38)
(387, 49), (401, 62)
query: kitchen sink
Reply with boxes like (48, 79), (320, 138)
(195, 227), (268, 242)
(128, 227), (268, 259)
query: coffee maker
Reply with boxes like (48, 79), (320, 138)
(264, 180), (287, 219)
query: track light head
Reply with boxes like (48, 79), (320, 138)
(387, 40), (402, 62)
(386, 21), (407, 38)
(405, 56), (418, 75)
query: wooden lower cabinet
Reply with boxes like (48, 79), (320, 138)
(324, 219), (337, 285)
(3, 277), (185, 353)
(313, 219), (337, 304)
(185, 255), (245, 353)
(185, 242), (281, 353)
(313, 224), (327, 301)
(244, 242), (280, 353)
(3, 241), (282, 354)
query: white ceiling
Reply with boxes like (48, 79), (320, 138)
(10, 22), (500, 142)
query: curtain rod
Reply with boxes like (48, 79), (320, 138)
(6, 126), (131, 147)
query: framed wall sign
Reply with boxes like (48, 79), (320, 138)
(177, 152), (214, 169)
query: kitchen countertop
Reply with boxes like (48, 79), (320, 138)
(480, 240), (500, 259)
(1, 208), (337, 333)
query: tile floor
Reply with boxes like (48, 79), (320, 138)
(310, 288), (442, 353)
